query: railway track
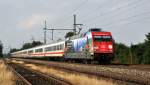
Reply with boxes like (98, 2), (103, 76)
(7, 62), (72, 85)
(12, 58), (150, 85)
(13, 58), (150, 71)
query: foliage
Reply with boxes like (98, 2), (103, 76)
(115, 32), (150, 64)
(65, 32), (75, 38)
(0, 41), (3, 57)
(142, 33), (150, 64)
(114, 43), (130, 64)
(10, 41), (43, 53)
(10, 48), (20, 53)
(21, 41), (43, 50)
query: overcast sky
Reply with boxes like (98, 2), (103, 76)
(0, 0), (150, 53)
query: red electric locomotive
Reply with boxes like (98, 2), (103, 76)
(91, 29), (114, 63)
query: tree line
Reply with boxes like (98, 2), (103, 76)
(114, 33), (150, 64)
(0, 41), (3, 57)
(10, 41), (43, 53)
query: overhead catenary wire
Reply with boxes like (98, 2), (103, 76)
(102, 10), (150, 28)
(57, 0), (89, 27)
(81, 0), (142, 25)
(46, 29), (68, 41)
(54, 0), (139, 29)
(61, 0), (111, 26)
(98, 0), (149, 27)
(79, 0), (134, 23)
(44, 0), (150, 43)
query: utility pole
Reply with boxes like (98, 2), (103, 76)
(73, 14), (83, 35)
(52, 29), (54, 40)
(43, 20), (47, 44)
(74, 14), (76, 34)
(43, 15), (83, 42)
(30, 36), (35, 42)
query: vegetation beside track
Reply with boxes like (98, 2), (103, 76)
(0, 59), (15, 85)
(15, 59), (150, 85)
(11, 60), (116, 85)
(114, 32), (150, 64)
(0, 41), (3, 57)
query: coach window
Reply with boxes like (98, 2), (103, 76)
(45, 47), (52, 52)
(45, 47), (48, 52)
(59, 45), (61, 50)
(49, 47), (52, 51)
(59, 45), (60, 50)
(55, 46), (57, 50)
(57, 45), (59, 50)
(23, 51), (27, 54)
(54, 46), (56, 51)
(60, 44), (63, 50)
(51, 47), (53, 51)
(54, 46), (55, 51)
(40, 48), (43, 52)
(51, 46), (54, 51)
(62, 44), (64, 49)
(35, 48), (43, 52)
(62, 44), (65, 49)
(51, 46), (53, 51)
(56, 46), (58, 50)
(56, 45), (58, 50)
(59, 44), (61, 50)
(58, 45), (60, 50)
(55, 46), (57, 51)
(28, 50), (33, 54)
(60, 44), (62, 50)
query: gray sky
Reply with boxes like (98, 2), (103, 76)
(0, 0), (150, 53)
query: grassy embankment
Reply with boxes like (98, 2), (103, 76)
(0, 59), (15, 85)
(12, 60), (117, 85)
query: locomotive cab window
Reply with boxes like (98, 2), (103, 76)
(94, 35), (112, 42)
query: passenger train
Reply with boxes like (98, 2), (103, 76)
(11, 28), (115, 63)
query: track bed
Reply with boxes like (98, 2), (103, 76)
(8, 62), (72, 85)
(12, 58), (150, 85)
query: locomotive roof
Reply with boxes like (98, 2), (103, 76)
(91, 31), (112, 35)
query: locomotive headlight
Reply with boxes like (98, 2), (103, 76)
(108, 45), (113, 49)
(94, 46), (99, 49)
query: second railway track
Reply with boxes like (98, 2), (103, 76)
(7, 62), (72, 85)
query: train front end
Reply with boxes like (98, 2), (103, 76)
(90, 31), (114, 63)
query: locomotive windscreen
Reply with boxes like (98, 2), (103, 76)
(93, 35), (111, 42)
(89, 28), (101, 32)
